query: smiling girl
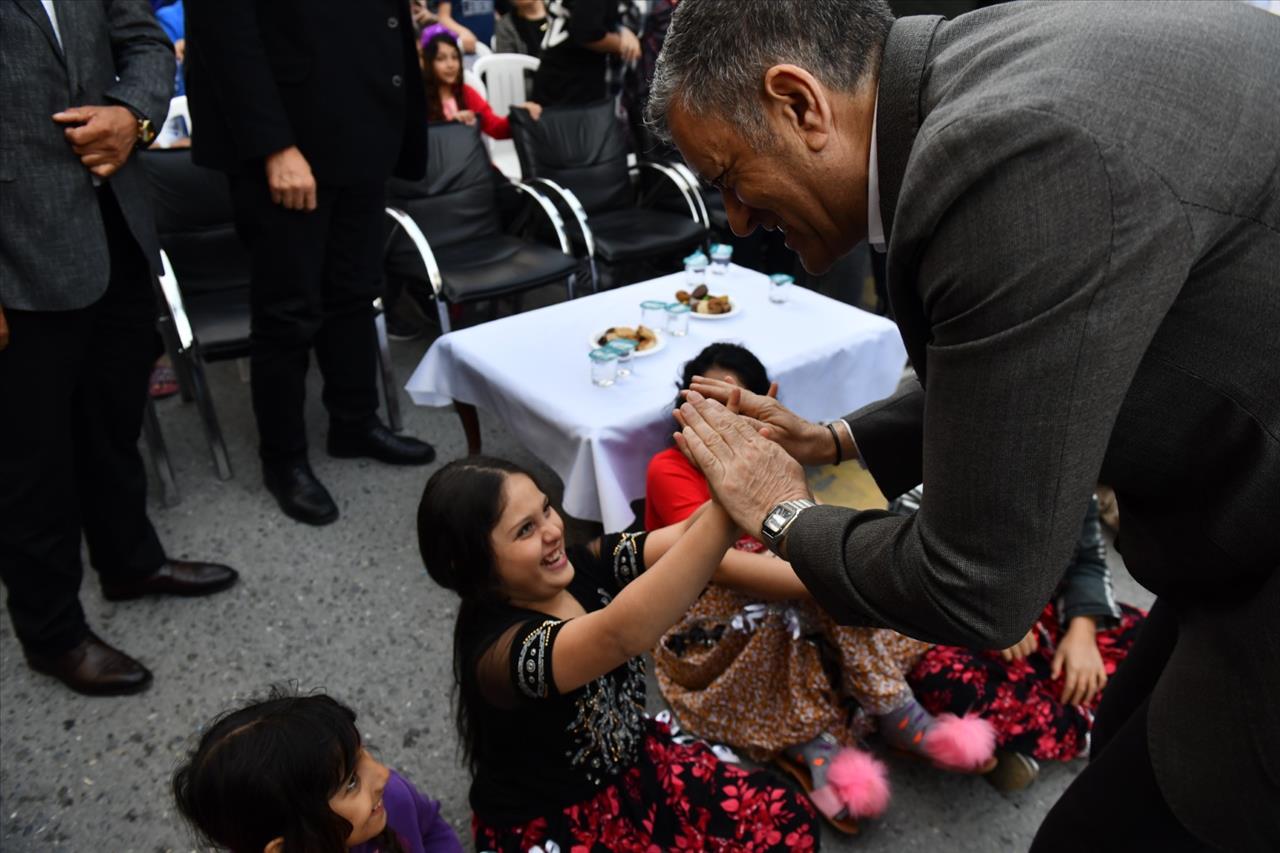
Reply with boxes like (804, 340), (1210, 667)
(421, 33), (541, 139)
(417, 457), (818, 852)
(173, 690), (462, 853)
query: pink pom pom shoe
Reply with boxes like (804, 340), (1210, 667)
(878, 698), (997, 772)
(775, 732), (891, 834)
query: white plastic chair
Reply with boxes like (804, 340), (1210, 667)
(473, 53), (541, 179)
(155, 94), (192, 148)
(473, 53), (540, 115)
(463, 68), (487, 100)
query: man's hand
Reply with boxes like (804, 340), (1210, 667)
(689, 375), (839, 465)
(265, 145), (317, 212)
(1000, 628), (1039, 661)
(174, 38), (186, 64)
(0, 305), (10, 351)
(52, 105), (137, 179)
(520, 101), (544, 121)
(617, 27), (641, 63)
(675, 390), (813, 543)
(1052, 616), (1107, 705)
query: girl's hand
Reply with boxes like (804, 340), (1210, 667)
(1000, 628), (1038, 661)
(1052, 617), (1106, 705)
(521, 101), (543, 120)
(454, 110), (477, 126)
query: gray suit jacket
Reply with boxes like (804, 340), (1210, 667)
(0, 0), (173, 311)
(785, 3), (1280, 847)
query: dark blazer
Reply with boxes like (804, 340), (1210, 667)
(0, 0), (173, 311)
(785, 3), (1280, 848)
(184, 0), (427, 186)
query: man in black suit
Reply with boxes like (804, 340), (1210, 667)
(0, 0), (238, 697)
(185, 0), (435, 526)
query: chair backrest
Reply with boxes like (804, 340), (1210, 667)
(386, 122), (502, 248)
(463, 68), (487, 101)
(473, 53), (540, 115)
(138, 148), (251, 297)
(155, 94), (192, 148)
(508, 99), (632, 215)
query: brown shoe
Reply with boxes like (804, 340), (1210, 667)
(984, 749), (1040, 792)
(26, 633), (153, 696)
(101, 560), (239, 602)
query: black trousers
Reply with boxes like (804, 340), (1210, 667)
(1030, 600), (1207, 851)
(0, 187), (166, 655)
(227, 175), (386, 464)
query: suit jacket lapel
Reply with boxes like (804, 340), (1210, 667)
(876, 15), (943, 245)
(12, 0), (67, 67)
(875, 14), (943, 384)
(52, 0), (83, 100)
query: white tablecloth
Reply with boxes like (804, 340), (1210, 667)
(406, 264), (907, 530)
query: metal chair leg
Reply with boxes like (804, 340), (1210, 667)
(142, 398), (180, 507)
(436, 298), (452, 334)
(186, 349), (233, 480)
(373, 302), (403, 433)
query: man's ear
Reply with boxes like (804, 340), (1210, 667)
(264, 838), (284, 853)
(761, 64), (831, 152)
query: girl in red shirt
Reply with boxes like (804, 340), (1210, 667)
(648, 344), (997, 833)
(420, 33), (542, 140)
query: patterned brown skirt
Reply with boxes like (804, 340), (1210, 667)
(655, 585), (931, 761)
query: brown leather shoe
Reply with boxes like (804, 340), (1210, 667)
(101, 560), (239, 602)
(26, 633), (153, 696)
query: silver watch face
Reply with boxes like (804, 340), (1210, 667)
(764, 505), (794, 536)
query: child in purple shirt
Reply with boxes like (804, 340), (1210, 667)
(174, 689), (462, 853)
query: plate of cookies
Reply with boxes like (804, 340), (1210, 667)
(590, 324), (665, 357)
(676, 284), (739, 319)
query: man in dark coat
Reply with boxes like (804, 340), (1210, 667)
(648, 0), (1280, 849)
(0, 0), (239, 696)
(185, 0), (436, 525)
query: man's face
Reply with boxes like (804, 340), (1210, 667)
(668, 95), (866, 275)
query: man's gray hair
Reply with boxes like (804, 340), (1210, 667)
(646, 0), (894, 149)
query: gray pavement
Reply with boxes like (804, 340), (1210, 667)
(0, 323), (1154, 852)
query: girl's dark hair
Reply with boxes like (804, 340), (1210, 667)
(417, 456), (538, 773)
(674, 342), (771, 412)
(172, 688), (403, 853)
(421, 33), (466, 123)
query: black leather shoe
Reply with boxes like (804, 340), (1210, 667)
(101, 560), (240, 602)
(264, 460), (339, 525)
(26, 633), (153, 697)
(327, 424), (436, 466)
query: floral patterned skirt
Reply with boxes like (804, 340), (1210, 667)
(473, 718), (819, 852)
(655, 585), (930, 761)
(907, 602), (1146, 761)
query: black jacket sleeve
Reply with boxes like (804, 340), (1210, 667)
(184, 0), (294, 162)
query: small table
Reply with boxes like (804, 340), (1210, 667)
(405, 264), (907, 530)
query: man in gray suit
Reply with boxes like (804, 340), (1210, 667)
(647, 0), (1278, 849)
(0, 0), (237, 696)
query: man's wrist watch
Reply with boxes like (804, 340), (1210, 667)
(760, 499), (817, 557)
(135, 116), (157, 145)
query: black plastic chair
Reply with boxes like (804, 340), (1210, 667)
(139, 148), (403, 481)
(383, 122), (578, 333)
(508, 99), (708, 290)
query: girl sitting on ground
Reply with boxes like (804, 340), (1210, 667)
(421, 33), (541, 140)
(417, 456), (818, 852)
(648, 344), (996, 834)
(904, 493), (1147, 789)
(173, 689), (463, 853)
